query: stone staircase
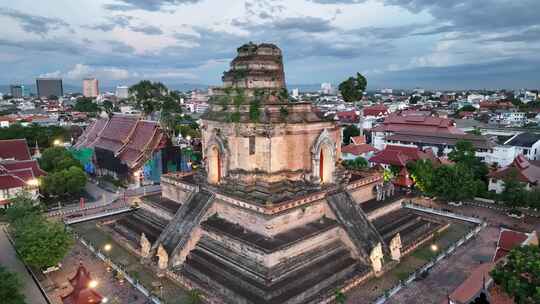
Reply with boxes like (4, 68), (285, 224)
(179, 235), (369, 304)
(327, 191), (388, 262)
(150, 190), (214, 264)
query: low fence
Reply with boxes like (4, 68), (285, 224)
(63, 206), (134, 224)
(466, 199), (540, 218)
(371, 206), (487, 304)
(403, 202), (483, 224)
(76, 234), (163, 304)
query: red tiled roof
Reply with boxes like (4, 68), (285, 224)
(492, 229), (529, 262)
(489, 155), (540, 184)
(74, 118), (108, 149)
(371, 112), (464, 135)
(341, 144), (378, 156)
(2, 160), (46, 177)
(350, 135), (366, 145)
(449, 262), (494, 304)
(94, 115), (139, 153)
(363, 104), (388, 117)
(119, 120), (162, 169)
(393, 167), (413, 188)
(0, 139), (32, 161)
(336, 110), (359, 123)
(0, 174), (26, 190)
(369, 145), (435, 167)
(75, 115), (165, 170)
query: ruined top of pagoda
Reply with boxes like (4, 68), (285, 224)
(222, 42), (286, 91)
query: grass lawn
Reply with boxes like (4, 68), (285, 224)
(346, 221), (474, 302)
(71, 220), (190, 304)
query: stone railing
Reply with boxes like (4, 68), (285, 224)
(63, 205), (134, 225)
(345, 175), (382, 191)
(371, 221), (486, 304)
(403, 202), (483, 224)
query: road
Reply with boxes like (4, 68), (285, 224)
(0, 225), (48, 304)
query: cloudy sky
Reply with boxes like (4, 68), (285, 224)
(1, 0), (539, 89)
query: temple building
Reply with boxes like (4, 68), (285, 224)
(0, 139), (45, 208)
(73, 114), (180, 186)
(102, 43), (454, 303)
(61, 263), (103, 304)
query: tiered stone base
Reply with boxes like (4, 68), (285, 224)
(178, 216), (370, 304)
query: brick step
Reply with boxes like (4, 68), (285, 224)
(182, 246), (359, 303)
(378, 214), (421, 239)
(197, 237), (348, 283)
(201, 216), (338, 253)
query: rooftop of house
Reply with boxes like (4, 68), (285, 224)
(504, 132), (540, 147)
(363, 104), (388, 117)
(0, 139), (32, 161)
(341, 143), (378, 156)
(386, 130), (494, 150)
(371, 111), (465, 135)
(489, 155), (540, 184)
(74, 114), (165, 170)
(369, 145), (436, 167)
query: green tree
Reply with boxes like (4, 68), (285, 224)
(102, 100), (114, 115)
(39, 147), (81, 172)
(448, 140), (488, 182)
(13, 215), (73, 269)
(0, 124), (70, 149)
(408, 159), (436, 195)
(458, 105), (477, 112)
(338, 73), (367, 103)
(334, 289), (347, 304)
(432, 164), (478, 201)
(342, 157), (368, 170)
(129, 80), (168, 115)
(343, 124), (360, 144)
(6, 194), (41, 224)
(491, 245), (540, 304)
(186, 289), (203, 304)
(0, 266), (26, 304)
(42, 166), (87, 198)
(74, 97), (99, 113)
(501, 171), (528, 208)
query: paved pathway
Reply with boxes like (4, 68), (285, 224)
(0, 226), (48, 304)
(386, 226), (499, 304)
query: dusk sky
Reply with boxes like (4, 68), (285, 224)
(1, 0), (539, 89)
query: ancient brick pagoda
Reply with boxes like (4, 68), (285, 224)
(107, 43), (451, 304)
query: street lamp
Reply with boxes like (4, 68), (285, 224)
(430, 244), (439, 252)
(27, 179), (39, 187)
(88, 280), (98, 288)
(53, 139), (62, 146)
(103, 244), (112, 252)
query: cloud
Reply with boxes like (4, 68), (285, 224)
(0, 8), (69, 35)
(46, 63), (132, 81)
(271, 16), (336, 33)
(84, 15), (163, 35)
(103, 0), (202, 11)
(129, 24), (163, 35)
(307, 0), (366, 3)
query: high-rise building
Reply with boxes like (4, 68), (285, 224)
(10, 85), (27, 98)
(321, 82), (333, 95)
(116, 85), (129, 99)
(36, 78), (63, 98)
(82, 78), (99, 98)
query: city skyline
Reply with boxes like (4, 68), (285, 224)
(1, 0), (540, 89)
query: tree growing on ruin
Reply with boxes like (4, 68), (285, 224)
(339, 72), (367, 103)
